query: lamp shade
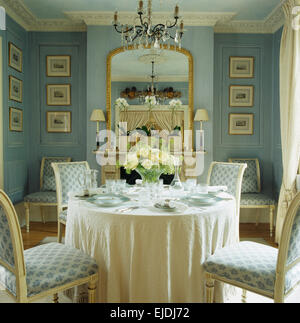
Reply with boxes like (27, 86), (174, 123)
(90, 109), (105, 122)
(194, 109), (209, 122)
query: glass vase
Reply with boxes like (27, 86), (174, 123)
(136, 167), (163, 184)
(170, 165), (183, 189)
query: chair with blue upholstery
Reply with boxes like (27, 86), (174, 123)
(207, 161), (247, 239)
(52, 161), (90, 243)
(228, 158), (276, 237)
(24, 157), (71, 233)
(204, 191), (300, 303)
(0, 189), (98, 303)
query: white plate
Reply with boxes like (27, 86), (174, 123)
(86, 194), (130, 207)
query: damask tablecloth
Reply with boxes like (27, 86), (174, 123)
(65, 194), (237, 303)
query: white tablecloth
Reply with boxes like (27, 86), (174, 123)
(65, 191), (237, 303)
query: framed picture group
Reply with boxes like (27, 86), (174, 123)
(228, 56), (255, 136)
(46, 55), (72, 133)
(8, 42), (23, 132)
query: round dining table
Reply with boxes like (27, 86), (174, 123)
(65, 186), (237, 303)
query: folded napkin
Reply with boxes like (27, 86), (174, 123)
(208, 186), (227, 192)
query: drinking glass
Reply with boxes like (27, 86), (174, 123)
(106, 179), (116, 194)
(91, 170), (99, 188)
(197, 183), (208, 194)
(115, 179), (126, 194)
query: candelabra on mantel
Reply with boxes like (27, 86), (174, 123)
(113, 0), (185, 50)
(194, 109), (209, 152)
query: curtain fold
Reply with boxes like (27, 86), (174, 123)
(275, 0), (300, 243)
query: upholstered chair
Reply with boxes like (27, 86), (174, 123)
(24, 157), (71, 232)
(0, 189), (98, 303)
(51, 161), (90, 243)
(207, 161), (247, 238)
(228, 158), (276, 237)
(204, 191), (300, 303)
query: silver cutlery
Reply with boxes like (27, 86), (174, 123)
(117, 206), (139, 213)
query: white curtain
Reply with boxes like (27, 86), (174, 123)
(275, 0), (300, 243)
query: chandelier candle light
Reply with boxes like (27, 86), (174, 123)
(113, 0), (185, 50)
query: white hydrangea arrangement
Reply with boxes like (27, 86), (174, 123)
(144, 95), (157, 108)
(169, 99), (182, 108)
(115, 97), (129, 111)
(121, 141), (176, 181)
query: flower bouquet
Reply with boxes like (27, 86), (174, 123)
(115, 97), (129, 111)
(169, 99), (182, 108)
(121, 141), (176, 184)
(144, 95), (157, 109)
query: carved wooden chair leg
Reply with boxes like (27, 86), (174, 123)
(205, 273), (215, 303)
(270, 206), (275, 237)
(242, 289), (247, 303)
(53, 293), (59, 303)
(40, 206), (46, 224)
(24, 202), (30, 233)
(88, 276), (98, 303)
(57, 222), (63, 243)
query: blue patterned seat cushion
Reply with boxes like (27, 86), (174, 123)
(240, 193), (275, 206)
(204, 241), (300, 295)
(24, 191), (57, 204)
(0, 242), (98, 298)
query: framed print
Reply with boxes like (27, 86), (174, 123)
(9, 76), (23, 103)
(47, 111), (71, 133)
(9, 107), (23, 132)
(46, 84), (71, 106)
(46, 55), (71, 77)
(229, 85), (254, 107)
(229, 113), (254, 135)
(229, 56), (254, 78)
(9, 42), (23, 72)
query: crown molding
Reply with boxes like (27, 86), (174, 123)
(64, 11), (237, 27)
(215, 1), (285, 33)
(0, 0), (285, 33)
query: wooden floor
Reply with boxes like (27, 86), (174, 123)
(21, 221), (278, 249)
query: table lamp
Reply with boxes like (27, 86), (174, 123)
(90, 109), (105, 149)
(194, 109), (209, 152)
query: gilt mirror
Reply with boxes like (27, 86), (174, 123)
(106, 45), (194, 149)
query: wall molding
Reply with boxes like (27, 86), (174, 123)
(0, 0), (285, 33)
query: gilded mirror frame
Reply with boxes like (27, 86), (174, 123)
(106, 45), (194, 147)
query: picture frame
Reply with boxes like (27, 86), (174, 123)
(46, 111), (71, 133)
(229, 56), (254, 78)
(9, 107), (23, 132)
(46, 84), (71, 106)
(9, 42), (23, 72)
(46, 55), (71, 77)
(9, 76), (23, 103)
(229, 85), (254, 107)
(229, 113), (254, 135)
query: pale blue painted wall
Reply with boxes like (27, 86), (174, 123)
(86, 26), (214, 180)
(27, 32), (87, 193)
(214, 33), (275, 194)
(1, 15), (29, 203)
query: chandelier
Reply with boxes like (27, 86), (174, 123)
(113, 0), (185, 50)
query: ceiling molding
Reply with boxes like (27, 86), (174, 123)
(215, 1), (285, 33)
(0, 0), (285, 33)
(64, 11), (237, 27)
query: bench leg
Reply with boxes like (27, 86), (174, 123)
(270, 206), (275, 238)
(40, 206), (46, 224)
(24, 202), (30, 233)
